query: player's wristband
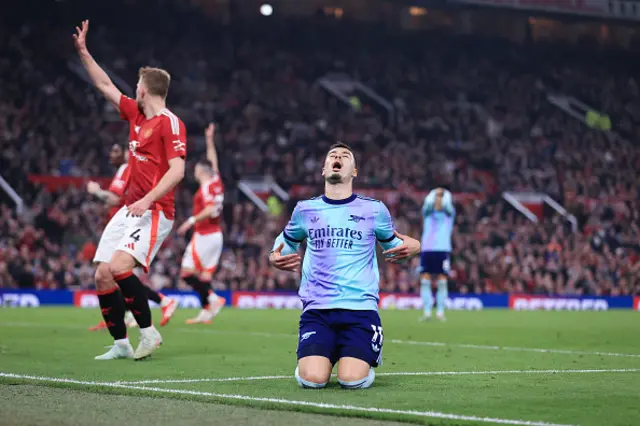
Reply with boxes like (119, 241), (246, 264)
(96, 189), (109, 201)
(187, 216), (196, 226)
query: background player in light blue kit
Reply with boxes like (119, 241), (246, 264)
(420, 187), (455, 321)
(269, 143), (420, 390)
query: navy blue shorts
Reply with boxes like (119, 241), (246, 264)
(420, 251), (451, 275)
(297, 309), (383, 367)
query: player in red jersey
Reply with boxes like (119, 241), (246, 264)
(87, 144), (178, 332)
(177, 124), (226, 324)
(74, 20), (186, 360)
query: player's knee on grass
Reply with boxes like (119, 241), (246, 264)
(295, 366), (328, 389)
(94, 262), (116, 292)
(337, 357), (374, 389)
(109, 251), (137, 277)
(338, 368), (375, 389)
(295, 356), (332, 389)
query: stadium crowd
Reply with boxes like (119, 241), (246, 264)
(1, 1), (639, 295)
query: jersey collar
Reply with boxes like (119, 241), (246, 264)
(321, 193), (357, 205)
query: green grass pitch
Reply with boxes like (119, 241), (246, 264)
(0, 308), (639, 426)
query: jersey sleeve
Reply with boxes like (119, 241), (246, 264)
(107, 165), (129, 197)
(119, 95), (140, 121)
(162, 115), (187, 160)
(442, 191), (455, 217)
(422, 190), (436, 217)
(374, 202), (403, 252)
(272, 202), (306, 255)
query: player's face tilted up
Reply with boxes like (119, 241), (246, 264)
(270, 143), (420, 390)
(322, 145), (357, 185)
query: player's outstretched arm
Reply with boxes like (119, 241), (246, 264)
(86, 181), (120, 206)
(127, 157), (185, 216)
(177, 203), (218, 236)
(73, 20), (122, 109)
(204, 123), (219, 173)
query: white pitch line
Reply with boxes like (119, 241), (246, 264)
(115, 368), (640, 385)
(0, 372), (574, 426)
(3, 321), (640, 359)
(386, 338), (640, 358)
(116, 375), (291, 385)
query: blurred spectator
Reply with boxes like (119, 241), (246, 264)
(0, 2), (638, 295)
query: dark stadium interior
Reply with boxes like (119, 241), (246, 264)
(1, 0), (639, 297)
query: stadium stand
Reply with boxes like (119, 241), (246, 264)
(1, 0), (638, 296)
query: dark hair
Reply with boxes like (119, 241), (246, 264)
(197, 158), (213, 169)
(110, 143), (124, 153)
(327, 142), (356, 165)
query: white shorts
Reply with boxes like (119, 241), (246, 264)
(181, 231), (223, 273)
(94, 206), (174, 272)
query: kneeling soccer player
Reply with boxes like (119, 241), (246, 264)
(269, 143), (420, 389)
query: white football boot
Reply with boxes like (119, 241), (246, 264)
(159, 297), (178, 327)
(207, 293), (226, 318)
(134, 326), (163, 361)
(186, 309), (213, 324)
(95, 340), (134, 360)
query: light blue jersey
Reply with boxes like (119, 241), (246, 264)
(421, 191), (455, 253)
(272, 193), (403, 312)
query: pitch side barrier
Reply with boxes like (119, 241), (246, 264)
(0, 290), (637, 311)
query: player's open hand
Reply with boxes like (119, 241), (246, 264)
(204, 123), (216, 142)
(383, 230), (421, 263)
(269, 242), (302, 272)
(86, 181), (100, 195)
(127, 197), (151, 217)
(73, 20), (89, 53)
(177, 221), (192, 237)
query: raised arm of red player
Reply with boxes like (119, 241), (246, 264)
(204, 123), (219, 173)
(73, 20), (122, 110)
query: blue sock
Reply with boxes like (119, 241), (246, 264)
(420, 278), (432, 316)
(436, 279), (448, 315)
